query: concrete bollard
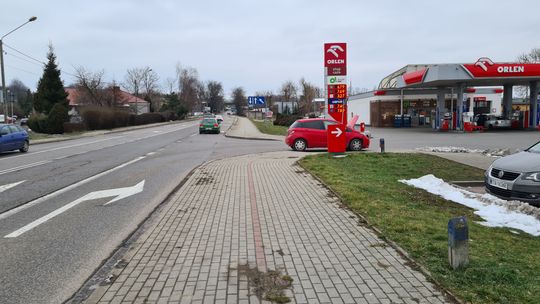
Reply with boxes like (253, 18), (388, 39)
(448, 216), (469, 269)
(379, 138), (385, 153)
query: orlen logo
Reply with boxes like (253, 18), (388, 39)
(474, 57), (494, 71)
(474, 57), (525, 73)
(326, 45), (345, 65)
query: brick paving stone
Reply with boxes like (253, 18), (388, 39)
(89, 152), (451, 303)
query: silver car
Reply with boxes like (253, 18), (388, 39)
(485, 141), (540, 206)
(475, 114), (512, 129)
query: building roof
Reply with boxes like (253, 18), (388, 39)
(66, 86), (148, 106)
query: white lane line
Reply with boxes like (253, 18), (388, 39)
(0, 161), (51, 176)
(190, 133), (198, 137)
(0, 181), (25, 194)
(5, 180), (145, 238)
(0, 122), (199, 172)
(1, 137), (122, 161)
(0, 156), (146, 221)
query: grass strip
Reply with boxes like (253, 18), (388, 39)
(250, 119), (288, 136)
(300, 153), (539, 304)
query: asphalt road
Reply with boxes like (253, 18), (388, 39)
(0, 115), (285, 304)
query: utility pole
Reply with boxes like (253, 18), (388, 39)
(1, 16), (37, 118)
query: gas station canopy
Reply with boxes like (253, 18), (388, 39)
(379, 58), (540, 89)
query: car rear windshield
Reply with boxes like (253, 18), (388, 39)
(203, 119), (216, 124)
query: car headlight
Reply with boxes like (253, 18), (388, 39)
(485, 164), (493, 176)
(523, 172), (540, 182)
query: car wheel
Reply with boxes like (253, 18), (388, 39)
(349, 138), (362, 151)
(20, 140), (29, 153)
(293, 138), (307, 151)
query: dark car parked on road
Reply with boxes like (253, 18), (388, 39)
(485, 141), (540, 206)
(0, 124), (29, 153)
(285, 118), (370, 151)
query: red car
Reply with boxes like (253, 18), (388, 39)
(285, 118), (370, 151)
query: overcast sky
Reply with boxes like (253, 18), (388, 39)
(1, 0), (539, 97)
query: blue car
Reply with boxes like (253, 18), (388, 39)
(0, 124), (29, 153)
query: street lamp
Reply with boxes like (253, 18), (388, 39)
(1, 16), (37, 120)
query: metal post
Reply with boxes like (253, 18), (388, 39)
(0, 39), (6, 116)
(0, 17), (38, 118)
(450, 88), (454, 130)
(400, 89), (403, 115)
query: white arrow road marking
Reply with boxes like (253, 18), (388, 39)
(0, 156), (145, 221)
(4, 180), (145, 238)
(0, 181), (25, 194)
(331, 128), (343, 137)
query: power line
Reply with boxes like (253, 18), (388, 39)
(3, 43), (45, 65)
(5, 64), (41, 76)
(5, 51), (44, 67)
(2, 42), (78, 79)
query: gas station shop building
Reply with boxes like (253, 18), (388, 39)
(348, 58), (540, 130)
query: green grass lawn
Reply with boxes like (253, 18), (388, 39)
(250, 119), (288, 136)
(300, 153), (539, 304)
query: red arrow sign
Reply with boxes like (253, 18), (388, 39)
(327, 124), (346, 153)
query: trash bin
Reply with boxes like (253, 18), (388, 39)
(403, 115), (411, 128)
(393, 115), (403, 128)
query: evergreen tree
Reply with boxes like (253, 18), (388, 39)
(34, 44), (68, 114)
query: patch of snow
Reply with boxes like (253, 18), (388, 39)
(416, 146), (518, 157)
(399, 174), (540, 236)
(416, 146), (486, 153)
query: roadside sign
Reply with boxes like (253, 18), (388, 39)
(327, 84), (347, 99)
(265, 110), (273, 118)
(248, 96), (265, 105)
(324, 42), (347, 146)
(326, 75), (347, 85)
(324, 43), (347, 69)
(327, 66), (346, 76)
(327, 124), (346, 153)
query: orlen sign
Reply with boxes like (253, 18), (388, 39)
(463, 57), (540, 78)
(324, 43), (347, 68)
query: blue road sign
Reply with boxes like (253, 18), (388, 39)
(248, 96), (265, 105)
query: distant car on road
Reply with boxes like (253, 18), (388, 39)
(199, 117), (221, 134)
(485, 141), (540, 206)
(0, 124), (29, 153)
(215, 115), (224, 124)
(285, 118), (370, 151)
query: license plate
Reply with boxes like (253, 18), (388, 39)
(488, 177), (508, 190)
(205, 128), (212, 130)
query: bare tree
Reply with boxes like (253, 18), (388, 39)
(164, 77), (176, 94)
(280, 80), (297, 114)
(298, 78), (320, 115)
(516, 48), (540, 98)
(207, 81), (225, 113)
(74, 66), (114, 106)
(176, 64), (201, 113)
(231, 87), (246, 116)
(123, 67), (144, 97)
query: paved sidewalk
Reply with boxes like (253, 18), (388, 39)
(226, 117), (284, 141)
(86, 152), (451, 304)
